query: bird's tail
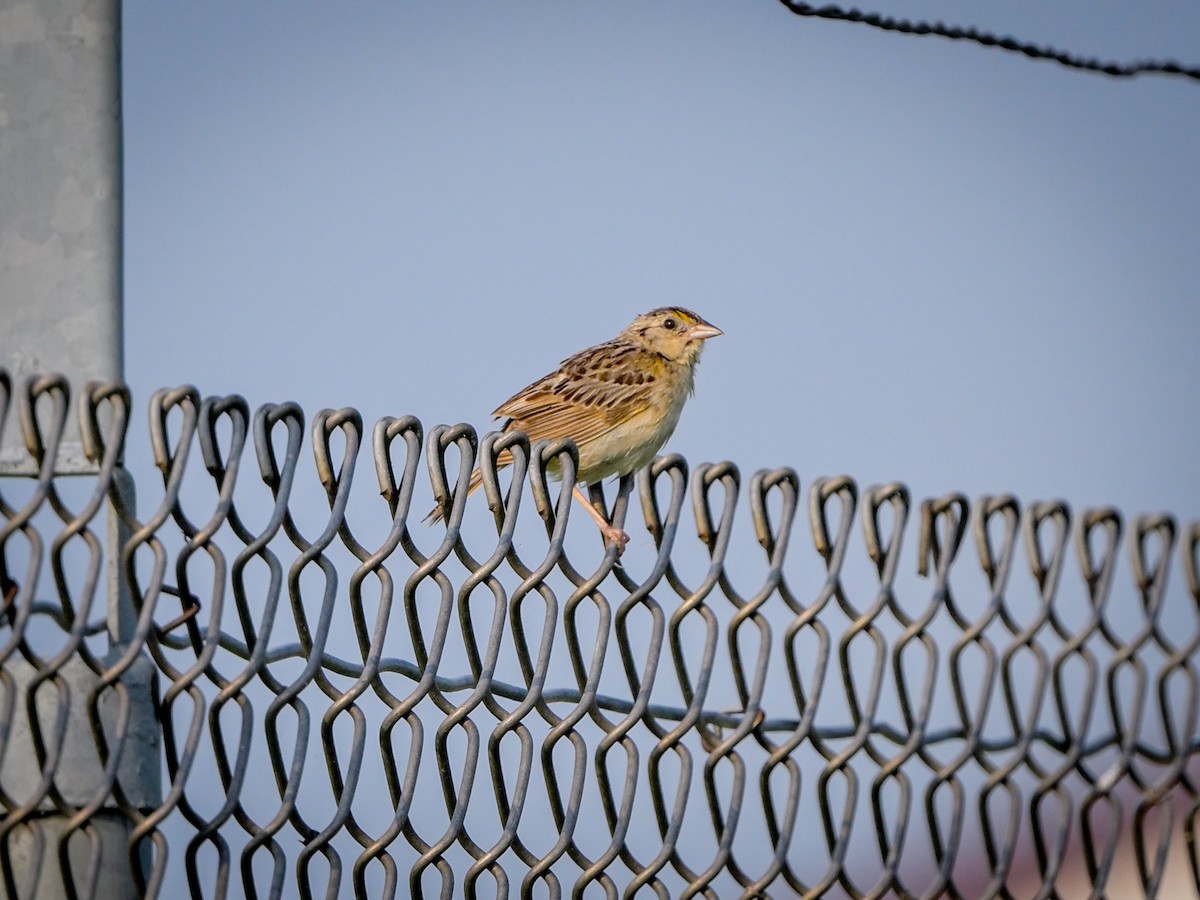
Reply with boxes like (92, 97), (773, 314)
(423, 466), (486, 525)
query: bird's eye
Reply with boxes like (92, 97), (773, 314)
(663, 318), (677, 330)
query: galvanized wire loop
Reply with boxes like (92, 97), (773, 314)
(917, 492), (966, 582)
(78, 380), (131, 466)
(20, 374), (70, 468)
(0, 370), (10, 454)
(425, 422), (478, 529)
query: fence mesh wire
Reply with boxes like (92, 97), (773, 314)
(1, 371), (1198, 898)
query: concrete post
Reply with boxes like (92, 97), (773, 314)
(0, 2), (159, 897)
(0, 0), (123, 476)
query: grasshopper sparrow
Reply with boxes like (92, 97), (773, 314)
(427, 307), (721, 553)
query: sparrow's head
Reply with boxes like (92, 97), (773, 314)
(623, 306), (722, 364)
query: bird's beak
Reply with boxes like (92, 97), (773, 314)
(687, 323), (723, 341)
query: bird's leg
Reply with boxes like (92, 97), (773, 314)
(572, 484), (629, 555)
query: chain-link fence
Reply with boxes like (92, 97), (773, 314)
(1, 371), (1197, 898)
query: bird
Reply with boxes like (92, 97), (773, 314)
(425, 306), (722, 553)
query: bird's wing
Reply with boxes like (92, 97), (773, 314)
(493, 341), (656, 445)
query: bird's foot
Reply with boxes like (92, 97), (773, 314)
(601, 523), (630, 557)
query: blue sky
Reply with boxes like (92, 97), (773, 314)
(121, 1), (1200, 525)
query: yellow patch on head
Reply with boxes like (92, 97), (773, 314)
(645, 306), (706, 327)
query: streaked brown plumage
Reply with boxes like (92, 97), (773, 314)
(427, 306), (721, 552)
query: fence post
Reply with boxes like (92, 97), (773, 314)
(0, 0), (124, 472)
(0, 1), (158, 897)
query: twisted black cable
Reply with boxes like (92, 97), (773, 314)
(777, 1), (1200, 82)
